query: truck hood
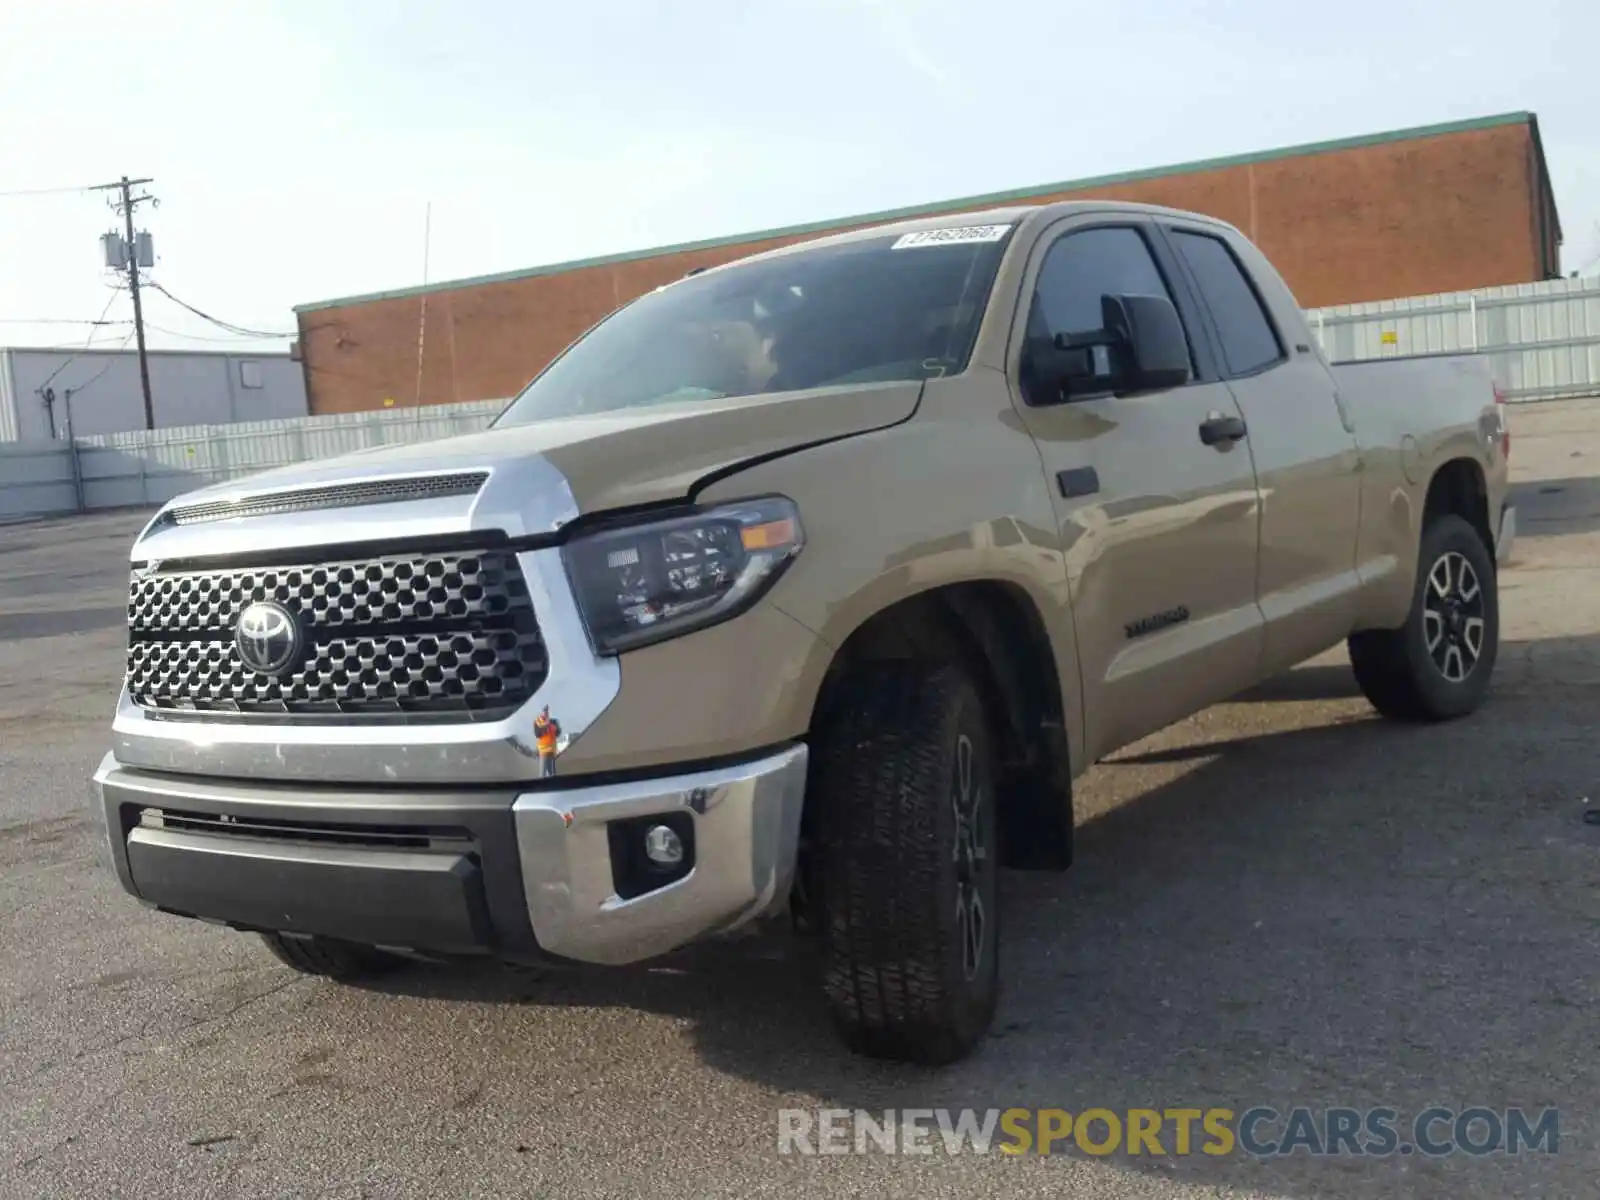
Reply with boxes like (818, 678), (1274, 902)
(135, 381), (921, 559)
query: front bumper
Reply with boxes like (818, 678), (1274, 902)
(90, 745), (807, 966)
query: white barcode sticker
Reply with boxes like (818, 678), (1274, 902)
(891, 224), (1011, 249)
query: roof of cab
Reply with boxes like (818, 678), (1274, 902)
(686, 199), (1238, 279)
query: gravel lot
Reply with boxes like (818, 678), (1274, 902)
(3, 401), (1597, 1199)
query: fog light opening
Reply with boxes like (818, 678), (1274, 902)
(607, 811), (696, 900)
(643, 824), (684, 869)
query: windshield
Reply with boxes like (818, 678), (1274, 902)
(492, 225), (1014, 426)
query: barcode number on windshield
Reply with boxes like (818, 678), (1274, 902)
(891, 225), (1011, 249)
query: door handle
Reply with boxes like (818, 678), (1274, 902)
(1198, 413), (1247, 447)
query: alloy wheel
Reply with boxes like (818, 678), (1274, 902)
(1422, 550), (1487, 683)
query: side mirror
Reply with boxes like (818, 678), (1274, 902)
(1024, 293), (1191, 403)
(1100, 293), (1190, 394)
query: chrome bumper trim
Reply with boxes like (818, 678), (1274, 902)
(109, 547), (620, 785)
(512, 744), (808, 965)
(1497, 503), (1517, 565)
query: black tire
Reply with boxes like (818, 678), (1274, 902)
(1348, 513), (1499, 721)
(808, 660), (1000, 1065)
(259, 932), (405, 981)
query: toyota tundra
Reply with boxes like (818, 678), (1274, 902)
(90, 201), (1515, 1064)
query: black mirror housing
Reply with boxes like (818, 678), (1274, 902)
(1023, 292), (1191, 404)
(1100, 293), (1190, 394)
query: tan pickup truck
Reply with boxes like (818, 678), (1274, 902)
(90, 201), (1514, 1064)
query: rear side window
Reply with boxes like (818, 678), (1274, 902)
(1170, 231), (1283, 376)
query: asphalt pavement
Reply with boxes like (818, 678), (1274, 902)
(2, 401), (1597, 1199)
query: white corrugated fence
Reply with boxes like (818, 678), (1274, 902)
(1305, 275), (1600, 403)
(2, 399), (505, 522)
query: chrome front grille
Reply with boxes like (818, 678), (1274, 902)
(125, 546), (547, 719)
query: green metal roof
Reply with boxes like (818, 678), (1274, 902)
(294, 110), (1549, 315)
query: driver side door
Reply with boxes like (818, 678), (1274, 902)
(1007, 217), (1266, 762)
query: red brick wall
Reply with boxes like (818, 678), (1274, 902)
(297, 122), (1542, 416)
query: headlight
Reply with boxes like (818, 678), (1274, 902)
(561, 497), (804, 654)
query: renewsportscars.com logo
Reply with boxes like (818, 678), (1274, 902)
(777, 1106), (1560, 1158)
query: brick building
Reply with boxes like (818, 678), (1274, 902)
(293, 111), (1561, 416)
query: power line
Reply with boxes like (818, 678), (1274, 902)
(38, 326), (139, 438)
(86, 176), (153, 195)
(1574, 221), (1600, 277)
(36, 286), (127, 394)
(0, 181), (101, 199)
(146, 279), (295, 338)
(0, 317), (132, 326)
(65, 327), (140, 395)
(141, 320), (286, 344)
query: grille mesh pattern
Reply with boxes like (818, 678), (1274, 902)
(126, 547), (546, 718)
(129, 550), (527, 635)
(162, 473), (488, 525)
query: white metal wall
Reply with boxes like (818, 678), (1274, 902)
(1306, 276), (1600, 403)
(0, 347), (308, 443)
(1, 399), (504, 522)
(0, 441), (78, 520)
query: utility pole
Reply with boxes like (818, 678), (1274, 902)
(91, 176), (156, 429)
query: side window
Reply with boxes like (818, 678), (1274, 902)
(1031, 226), (1178, 340)
(1023, 226), (1193, 403)
(1170, 231), (1284, 376)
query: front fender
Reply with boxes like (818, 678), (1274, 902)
(695, 376), (1084, 769)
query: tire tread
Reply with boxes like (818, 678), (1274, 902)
(810, 660), (997, 1065)
(259, 932), (403, 981)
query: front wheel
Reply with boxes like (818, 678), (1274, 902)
(1349, 513), (1499, 721)
(808, 660), (1000, 1065)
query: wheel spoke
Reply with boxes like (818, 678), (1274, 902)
(951, 731), (988, 980)
(1462, 616), (1485, 660)
(952, 735), (972, 864)
(1429, 556), (1453, 598)
(955, 735), (972, 809)
(1423, 609), (1444, 652)
(956, 886), (985, 980)
(1442, 644), (1466, 682)
(1458, 564), (1481, 604)
(968, 891), (985, 977)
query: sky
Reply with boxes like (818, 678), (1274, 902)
(1, 0), (1596, 358)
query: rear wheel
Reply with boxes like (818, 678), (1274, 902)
(1349, 514), (1499, 721)
(808, 660), (1000, 1065)
(259, 932), (405, 981)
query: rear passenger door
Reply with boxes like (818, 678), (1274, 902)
(1006, 216), (1266, 764)
(1157, 222), (1364, 677)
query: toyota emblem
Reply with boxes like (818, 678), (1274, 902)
(235, 601), (303, 676)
